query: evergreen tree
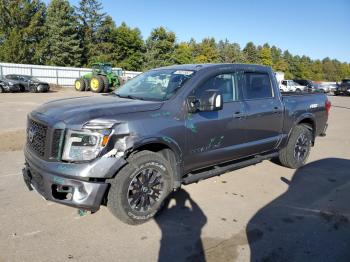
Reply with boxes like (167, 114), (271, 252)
(114, 22), (145, 71)
(145, 27), (176, 69)
(44, 0), (82, 66)
(89, 15), (117, 64)
(0, 0), (46, 64)
(76, 0), (106, 65)
(217, 40), (245, 63)
(243, 42), (259, 64)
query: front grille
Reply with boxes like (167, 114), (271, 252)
(51, 129), (64, 159)
(27, 118), (47, 157)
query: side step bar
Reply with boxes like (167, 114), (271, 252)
(182, 152), (279, 185)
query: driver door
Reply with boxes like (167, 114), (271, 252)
(184, 73), (246, 172)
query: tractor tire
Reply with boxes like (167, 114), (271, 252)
(75, 78), (86, 92)
(101, 76), (110, 93)
(90, 76), (104, 93)
(83, 79), (90, 91)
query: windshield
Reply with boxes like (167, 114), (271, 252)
(341, 79), (350, 84)
(114, 69), (195, 101)
(113, 69), (123, 76)
(28, 76), (40, 81)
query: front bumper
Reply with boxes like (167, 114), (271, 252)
(6, 84), (21, 92)
(22, 165), (108, 211)
(22, 146), (126, 211)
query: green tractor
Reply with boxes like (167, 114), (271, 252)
(75, 63), (124, 93)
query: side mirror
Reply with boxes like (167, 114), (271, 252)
(199, 89), (223, 112)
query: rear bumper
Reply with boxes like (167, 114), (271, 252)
(320, 123), (328, 137)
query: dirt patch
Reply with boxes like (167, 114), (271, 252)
(0, 130), (26, 152)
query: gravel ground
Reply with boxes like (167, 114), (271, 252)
(0, 90), (349, 262)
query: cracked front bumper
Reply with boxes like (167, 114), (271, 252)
(22, 165), (108, 212)
(22, 146), (127, 211)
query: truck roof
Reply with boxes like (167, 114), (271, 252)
(154, 63), (271, 72)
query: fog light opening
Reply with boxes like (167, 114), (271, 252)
(52, 184), (74, 200)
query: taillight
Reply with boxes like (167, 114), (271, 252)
(325, 100), (331, 114)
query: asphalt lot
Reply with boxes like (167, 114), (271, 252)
(0, 90), (349, 262)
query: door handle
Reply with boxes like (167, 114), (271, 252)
(233, 111), (244, 119)
(273, 107), (281, 114)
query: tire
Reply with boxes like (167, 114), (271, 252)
(107, 150), (174, 225)
(101, 76), (110, 93)
(0, 86), (4, 93)
(295, 88), (301, 93)
(75, 78), (86, 91)
(30, 85), (38, 93)
(90, 76), (104, 93)
(278, 125), (312, 169)
(83, 79), (90, 91)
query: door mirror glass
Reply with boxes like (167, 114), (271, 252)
(199, 89), (223, 112)
(187, 96), (198, 113)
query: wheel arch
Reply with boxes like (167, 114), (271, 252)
(293, 114), (316, 144)
(125, 138), (183, 188)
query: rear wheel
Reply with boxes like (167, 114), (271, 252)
(278, 125), (312, 169)
(107, 151), (173, 225)
(83, 79), (90, 91)
(75, 78), (86, 91)
(90, 76), (104, 93)
(101, 76), (110, 93)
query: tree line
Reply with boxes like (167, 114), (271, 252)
(0, 0), (349, 81)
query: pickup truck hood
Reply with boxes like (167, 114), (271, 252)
(33, 95), (163, 125)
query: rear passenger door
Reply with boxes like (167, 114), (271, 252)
(237, 71), (283, 155)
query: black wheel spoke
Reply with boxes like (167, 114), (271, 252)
(127, 167), (165, 213)
(294, 133), (310, 162)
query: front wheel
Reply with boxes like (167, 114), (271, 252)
(90, 76), (104, 93)
(107, 151), (173, 225)
(278, 125), (312, 169)
(0, 86), (4, 93)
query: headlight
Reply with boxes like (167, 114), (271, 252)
(62, 129), (110, 161)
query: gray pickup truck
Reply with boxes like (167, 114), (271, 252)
(22, 64), (330, 224)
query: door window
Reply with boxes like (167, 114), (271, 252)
(194, 74), (238, 102)
(241, 72), (273, 99)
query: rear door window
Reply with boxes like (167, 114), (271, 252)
(241, 72), (273, 99)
